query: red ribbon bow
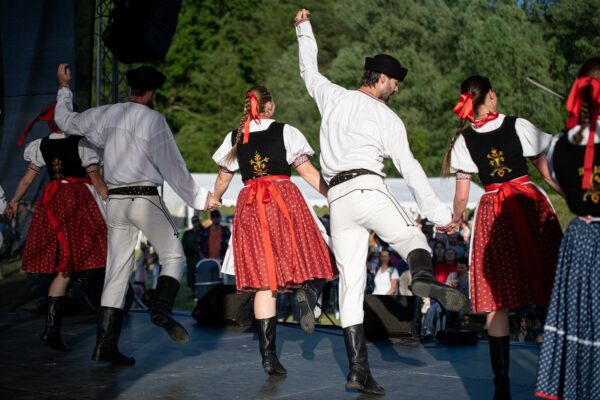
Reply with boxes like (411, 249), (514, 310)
(242, 92), (261, 144)
(453, 93), (475, 123)
(17, 104), (61, 147)
(565, 76), (600, 190)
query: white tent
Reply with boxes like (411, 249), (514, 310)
(162, 173), (484, 226)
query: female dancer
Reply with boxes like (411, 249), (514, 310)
(442, 76), (563, 399)
(211, 86), (335, 375)
(5, 104), (107, 351)
(535, 57), (600, 400)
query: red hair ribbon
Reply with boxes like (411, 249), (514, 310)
(453, 93), (475, 123)
(242, 92), (261, 144)
(565, 76), (600, 190)
(17, 103), (61, 147)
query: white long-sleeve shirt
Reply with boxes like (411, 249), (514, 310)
(55, 87), (208, 209)
(296, 20), (451, 226)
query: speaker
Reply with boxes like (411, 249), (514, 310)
(102, 0), (182, 64)
(192, 285), (255, 327)
(363, 295), (416, 340)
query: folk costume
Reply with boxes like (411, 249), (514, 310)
(213, 113), (335, 375)
(54, 66), (211, 365)
(296, 19), (467, 395)
(535, 77), (600, 400)
(449, 114), (562, 312)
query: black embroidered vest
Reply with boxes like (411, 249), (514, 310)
(462, 116), (529, 186)
(40, 135), (87, 180)
(233, 122), (291, 183)
(552, 133), (600, 217)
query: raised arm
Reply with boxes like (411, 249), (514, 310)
(295, 9), (346, 113)
(384, 118), (452, 227)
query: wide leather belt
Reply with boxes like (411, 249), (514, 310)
(329, 169), (382, 188)
(107, 186), (159, 196)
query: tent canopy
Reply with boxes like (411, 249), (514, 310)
(163, 173), (484, 220)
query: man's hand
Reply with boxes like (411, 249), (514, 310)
(295, 8), (310, 24)
(436, 215), (462, 234)
(57, 63), (71, 88)
(3, 202), (16, 220)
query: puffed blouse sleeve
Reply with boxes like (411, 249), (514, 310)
(78, 138), (103, 168)
(212, 131), (239, 172)
(24, 139), (45, 168)
(515, 117), (552, 157)
(449, 134), (478, 174)
(545, 133), (562, 188)
(283, 124), (314, 166)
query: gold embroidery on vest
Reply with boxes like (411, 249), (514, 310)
(52, 158), (64, 180)
(249, 151), (270, 177)
(487, 148), (512, 178)
(579, 166), (600, 204)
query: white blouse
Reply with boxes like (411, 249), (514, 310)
(373, 267), (399, 295)
(23, 133), (102, 168)
(212, 119), (314, 171)
(450, 114), (552, 174)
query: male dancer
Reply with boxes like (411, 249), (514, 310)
(54, 64), (219, 364)
(295, 9), (467, 394)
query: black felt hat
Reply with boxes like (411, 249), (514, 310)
(126, 66), (166, 91)
(364, 54), (408, 82)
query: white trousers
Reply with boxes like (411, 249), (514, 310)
(101, 194), (185, 309)
(328, 175), (429, 328)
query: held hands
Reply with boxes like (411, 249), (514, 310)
(57, 64), (71, 88)
(295, 8), (310, 24)
(436, 215), (462, 234)
(3, 202), (17, 220)
(206, 192), (222, 211)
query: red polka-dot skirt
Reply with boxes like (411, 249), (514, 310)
(469, 187), (562, 312)
(232, 179), (335, 291)
(22, 183), (107, 275)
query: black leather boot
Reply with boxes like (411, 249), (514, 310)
(92, 306), (135, 365)
(40, 296), (70, 352)
(489, 336), (511, 400)
(343, 324), (385, 395)
(408, 249), (467, 312)
(256, 317), (287, 375)
(67, 269), (103, 312)
(150, 276), (189, 343)
(295, 278), (326, 335)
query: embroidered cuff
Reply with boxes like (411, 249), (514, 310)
(28, 164), (41, 173)
(219, 166), (234, 175)
(86, 164), (100, 173)
(455, 171), (471, 181)
(294, 18), (310, 27)
(528, 152), (544, 161)
(292, 154), (310, 168)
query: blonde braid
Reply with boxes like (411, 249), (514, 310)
(441, 119), (468, 177)
(224, 96), (253, 164)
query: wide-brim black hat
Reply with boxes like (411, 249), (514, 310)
(364, 54), (408, 82)
(126, 66), (166, 91)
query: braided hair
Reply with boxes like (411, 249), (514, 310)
(442, 75), (493, 177)
(223, 86), (273, 164)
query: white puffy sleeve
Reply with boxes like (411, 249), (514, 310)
(24, 139), (45, 168)
(450, 134), (478, 174)
(515, 118), (552, 157)
(78, 138), (103, 168)
(283, 124), (314, 165)
(212, 131), (239, 172)
(545, 134), (562, 187)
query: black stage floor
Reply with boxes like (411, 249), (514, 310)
(0, 311), (541, 399)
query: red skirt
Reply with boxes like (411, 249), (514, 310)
(232, 177), (335, 291)
(470, 184), (562, 312)
(22, 182), (107, 274)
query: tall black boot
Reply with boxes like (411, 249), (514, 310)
(489, 336), (511, 400)
(67, 269), (103, 312)
(295, 278), (327, 335)
(343, 324), (385, 395)
(92, 306), (135, 365)
(256, 317), (287, 375)
(408, 249), (467, 312)
(40, 296), (70, 352)
(150, 276), (190, 343)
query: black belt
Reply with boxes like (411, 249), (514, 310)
(107, 186), (159, 196)
(329, 169), (382, 188)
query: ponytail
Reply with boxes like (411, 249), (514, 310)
(223, 96), (252, 164)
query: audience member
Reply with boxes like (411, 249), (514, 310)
(181, 215), (205, 290)
(372, 249), (399, 295)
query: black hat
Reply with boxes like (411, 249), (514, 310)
(126, 66), (166, 91)
(364, 54), (408, 82)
